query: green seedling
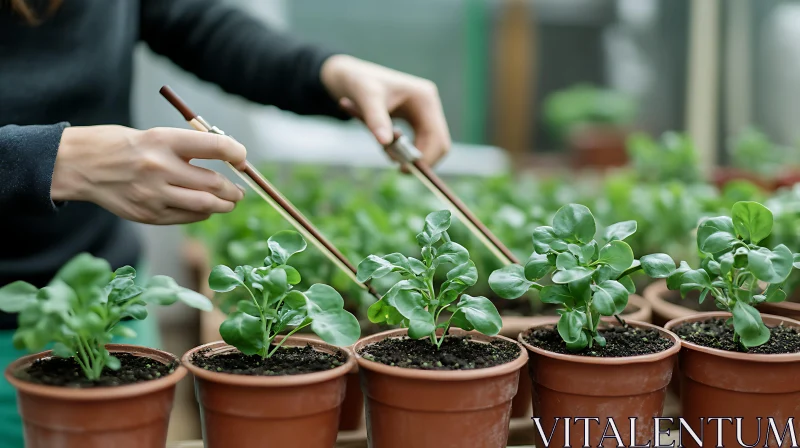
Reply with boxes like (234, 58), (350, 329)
(0, 253), (212, 380)
(357, 210), (503, 349)
(648, 201), (800, 349)
(488, 204), (673, 351)
(209, 230), (360, 358)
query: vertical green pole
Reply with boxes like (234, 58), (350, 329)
(464, 0), (488, 145)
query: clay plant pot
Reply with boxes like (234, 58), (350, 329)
(198, 305), (364, 431)
(5, 344), (186, 448)
(355, 328), (528, 448)
(757, 288), (800, 322)
(183, 337), (354, 448)
(568, 125), (629, 170)
(712, 167), (776, 192)
(502, 294), (652, 418)
(665, 312), (800, 448)
(520, 319), (680, 448)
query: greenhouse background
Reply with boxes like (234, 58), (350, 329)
(122, 0), (800, 442)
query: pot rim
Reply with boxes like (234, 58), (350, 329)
(518, 319), (681, 365)
(353, 328), (528, 381)
(664, 312), (800, 363)
(4, 344), (187, 401)
(182, 336), (356, 386)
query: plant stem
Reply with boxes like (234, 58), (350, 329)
(267, 322), (311, 357)
(614, 314), (627, 327)
(620, 265), (643, 278)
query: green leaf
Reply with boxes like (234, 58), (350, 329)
(732, 301), (770, 348)
(556, 252), (578, 270)
(731, 201), (773, 245)
(553, 204), (596, 243)
(697, 217), (738, 254)
(666, 261), (692, 290)
(367, 300), (388, 324)
(393, 290), (430, 323)
(552, 267), (594, 284)
(113, 266), (136, 279)
(208, 265), (244, 293)
(237, 300), (261, 317)
(408, 258), (427, 275)
(596, 241), (634, 272)
(619, 276), (636, 294)
(748, 245), (794, 284)
(55, 253), (112, 295)
(456, 295), (502, 336)
(593, 280), (629, 315)
(122, 304), (148, 320)
(0, 281), (38, 313)
(304, 284), (345, 315)
(524, 253), (553, 280)
(310, 309), (361, 346)
(52, 342), (74, 358)
(423, 210), (451, 236)
(267, 230), (307, 265)
(640, 254), (677, 279)
(446, 261), (478, 286)
(532, 226), (568, 254)
(604, 220), (637, 242)
(540, 284), (574, 305)
(176, 289), (212, 311)
(105, 356), (121, 371)
(434, 242), (469, 267)
(110, 325), (137, 339)
(275, 266), (301, 285)
(488, 265), (533, 299)
(407, 317), (436, 339)
(557, 310), (587, 344)
(356, 255), (394, 282)
(220, 311), (265, 356)
(679, 269), (712, 296)
(764, 284), (787, 303)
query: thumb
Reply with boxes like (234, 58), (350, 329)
(340, 96), (393, 146)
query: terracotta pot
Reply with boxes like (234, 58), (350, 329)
(502, 294), (651, 418)
(712, 167), (776, 192)
(757, 289), (800, 322)
(520, 319), (680, 448)
(775, 170), (800, 189)
(5, 344), (185, 448)
(568, 125), (629, 170)
(199, 306), (364, 431)
(355, 328), (527, 448)
(183, 337), (355, 448)
(665, 312), (800, 448)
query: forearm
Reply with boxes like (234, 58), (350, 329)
(139, 0), (348, 118)
(0, 123), (69, 214)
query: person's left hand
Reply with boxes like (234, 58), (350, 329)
(321, 55), (451, 167)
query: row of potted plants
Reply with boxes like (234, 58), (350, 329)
(2, 202), (798, 447)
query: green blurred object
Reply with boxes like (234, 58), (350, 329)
(543, 84), (637, 144)
(626, 131), (702, 184)
(730, 127), (797, 177)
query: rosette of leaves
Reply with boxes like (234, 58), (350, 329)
(487, 204), (673, 351)
(647, 201), (800, 349)
(0, 253), (213, 380)
(209, 230), (361, 358)
(356, 210), (503, 349)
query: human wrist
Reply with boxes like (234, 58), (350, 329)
(320, 54), (356, 100)
(51, 126), (91, 202)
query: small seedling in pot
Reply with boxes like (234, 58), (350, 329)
(356, 210), (502, 348)
(488, 204), (673, 351)
(647, 201), (800, 349)
(209, 230), (361, 358)
(0, 253), (213, 380)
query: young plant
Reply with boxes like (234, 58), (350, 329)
(0, 253), (213, 380)
(648, 201), (800, 349)
(209, 230), (360, 358)
(488, 204), (672, 351)
(356, 210), (503, 349)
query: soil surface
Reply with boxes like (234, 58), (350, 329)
(192, 345), (345, 376)
(22, 353), (174, 388)
(358, 336), (519, 370)
(525, 325), (673, 357)
(673, 318), (800, 354)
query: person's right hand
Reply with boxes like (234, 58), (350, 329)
(51, 125), (247, 225)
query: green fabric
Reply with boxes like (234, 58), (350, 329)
(0, 263), (161, 448)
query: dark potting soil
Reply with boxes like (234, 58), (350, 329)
(21, 353), (174, 388)
(525, 326), (673, 357)
(191, 345), (345, 376)
(358, 336), (519, 370)
(673, 318), (800, 354)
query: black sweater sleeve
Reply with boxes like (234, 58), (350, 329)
(139, 0), (349, 119)
(0, 123), (68, 214)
